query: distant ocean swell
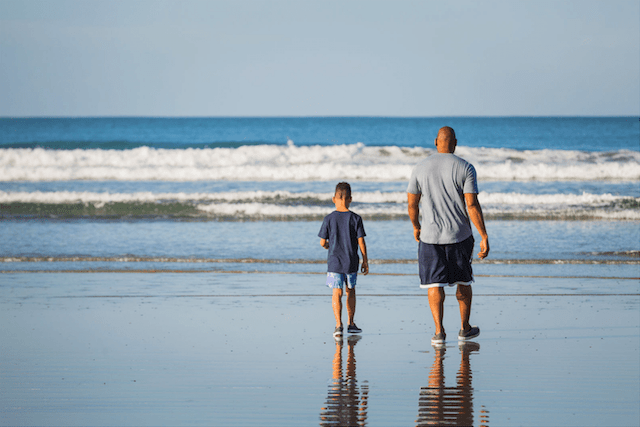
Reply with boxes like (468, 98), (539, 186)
(1, 190), (638, 220)
(1, 144), (639, 181)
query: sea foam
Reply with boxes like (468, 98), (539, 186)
(0, 189), (632, 205)
(1, 190), (638, 220)
(1, 144), (638, 181)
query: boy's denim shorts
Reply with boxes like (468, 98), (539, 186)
(326, 272), (357, 289)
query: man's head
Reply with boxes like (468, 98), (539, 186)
(435, 126), (457, 153)
(334, 182), (352, 200)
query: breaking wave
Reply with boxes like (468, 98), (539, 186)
(1, 190), (638, 220)
(1, 144), (639, 182)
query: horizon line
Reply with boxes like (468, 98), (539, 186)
(1, 115), (638, 119)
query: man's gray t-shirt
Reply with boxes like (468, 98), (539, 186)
(407, 153), (478, 244)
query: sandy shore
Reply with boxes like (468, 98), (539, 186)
(1, 272), (638, 426)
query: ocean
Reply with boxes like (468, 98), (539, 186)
(2, 117), (639, 426)
(1, 116), (639, 276)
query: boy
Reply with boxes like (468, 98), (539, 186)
(319, 182), (369, 338)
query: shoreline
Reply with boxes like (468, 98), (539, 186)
(1, 270), (639, 283)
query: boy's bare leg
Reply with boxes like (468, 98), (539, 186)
(332, 288), (343, 327)
(345, 287), (356, 325)
(456, 285), (472, 331)
(428, 287), (445, 335)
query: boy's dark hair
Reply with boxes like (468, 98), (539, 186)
(335, 182), (351, 199)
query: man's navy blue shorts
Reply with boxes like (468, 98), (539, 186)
(418, 236), (474, 289)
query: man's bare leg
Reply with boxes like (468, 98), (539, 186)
(456, 285), (472, 332)
(428, 287), (445, 335)
(332, 288), (343, 328)
(345, 287), (356, 326)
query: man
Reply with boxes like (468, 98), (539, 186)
(407, 126), (489, 346)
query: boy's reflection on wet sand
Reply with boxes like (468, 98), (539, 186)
(320, 335), (369, 426)
(417, 342), (489, 426)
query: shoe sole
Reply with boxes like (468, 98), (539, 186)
(431, 335), (446, 345)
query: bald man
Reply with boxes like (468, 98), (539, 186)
(407, 126), (489, 346)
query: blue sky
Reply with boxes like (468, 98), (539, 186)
(0, 0), (638, 117)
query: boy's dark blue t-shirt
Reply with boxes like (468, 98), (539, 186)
(318, 210), (366, 274)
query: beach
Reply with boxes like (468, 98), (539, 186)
(2, 0), (639, 419)
(1, 116), (639, 425)
(1, 269), (638, 426)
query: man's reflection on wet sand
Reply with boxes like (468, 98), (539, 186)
(416, 342), (489, 426)
(320, 335), (369, 426)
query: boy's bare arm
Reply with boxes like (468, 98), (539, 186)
(320, 238), (329, 249)
(358, 237), (369, 275)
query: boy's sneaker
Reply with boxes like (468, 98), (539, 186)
(333, 326), (343, 337)
(431, 332), (446, 346)
(347, 324), (362, 334)
(458, 326), (480, 341)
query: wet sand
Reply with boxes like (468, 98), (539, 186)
(1, 272), (639, 426)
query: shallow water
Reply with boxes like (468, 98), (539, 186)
(1, 220), (638, 264)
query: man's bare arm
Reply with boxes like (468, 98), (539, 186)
(407, 193), (421, 242)
(464, 193), (490, 259)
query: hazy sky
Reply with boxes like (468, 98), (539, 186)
(1, 0), (638, 117)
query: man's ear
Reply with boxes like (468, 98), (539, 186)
(434, 138), (438, 148)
